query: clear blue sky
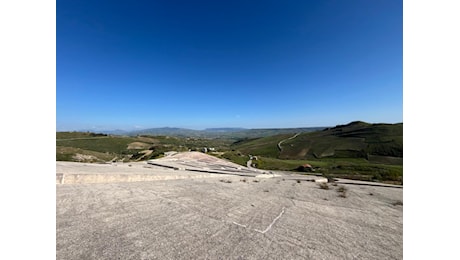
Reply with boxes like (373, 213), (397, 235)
(57, 0), (402, 131)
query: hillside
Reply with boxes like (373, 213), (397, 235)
(230, 122), (403, 184)
(233, 121), (402, 163)
(56, 132), (234, 163)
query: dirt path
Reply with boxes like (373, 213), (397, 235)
(277, 133), (300, 151)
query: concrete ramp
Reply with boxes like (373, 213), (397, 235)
(147, 151), (265, 176)
(56, 172), (222, 184)
(56, 152), (329, 184)
(56, 161), (226, 184)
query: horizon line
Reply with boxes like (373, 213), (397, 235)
(56, 121), (403, 133)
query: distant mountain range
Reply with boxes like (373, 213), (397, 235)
(86, 126), (328, 139)
(69, 121), (402, 142)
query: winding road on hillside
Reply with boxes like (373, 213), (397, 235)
(277, 133), (300, 151)
(244, 133), (301, 172)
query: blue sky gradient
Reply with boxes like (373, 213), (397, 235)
(57, 0), (402, 131)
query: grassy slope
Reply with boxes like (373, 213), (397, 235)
(57, 136), (138, 154)
(231, 134), (292, 157)
(233, 121), (403, 162)
(256, 156), (402, 183)
(230, 122), (403, 184)
(56, 146), (116, 162)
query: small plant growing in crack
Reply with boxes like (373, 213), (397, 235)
(392, 200), (403, 206)
(318, 183), (329, 190)
(336, 185), (348, 198)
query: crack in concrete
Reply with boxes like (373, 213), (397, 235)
(254, 207), (286, 234)
(232, 222), (247, 228)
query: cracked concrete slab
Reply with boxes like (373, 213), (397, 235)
(56, 152), (402, 259)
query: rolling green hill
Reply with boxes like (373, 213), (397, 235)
(233, 121), (402, 162)
(230, 121), (403, 184)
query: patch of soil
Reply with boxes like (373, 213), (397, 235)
(127, 142), (150, 149)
